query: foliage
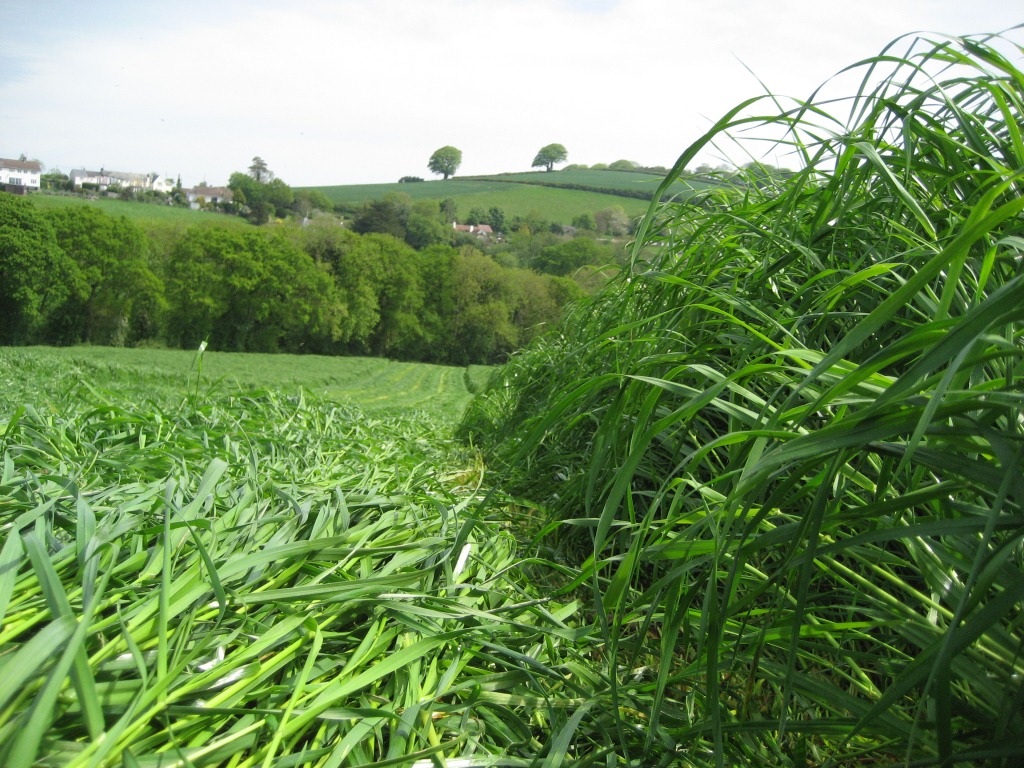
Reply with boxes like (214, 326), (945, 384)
(163, 225), (343, 352)
(427, 145), (462, 180)
(248, 155), (271, 183)
(593, 204), (630, 235)
(0, 194), (80, 344)
(42, 206), (165, 346)
(607, 158), (638, 170)
(532, 143), (568, 172)
(462, 30), (1024, 766)
(531, 236), (616, 277)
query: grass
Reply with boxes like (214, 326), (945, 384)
(6, 27), (1024, 768)
(309, 178), (654, 222)
(26, 193), (247, 227)
(463, 28), (1024, 766)
(1, 347), (486, 423)
(467, 169), (716, 198)
(0, 349), (589, 767)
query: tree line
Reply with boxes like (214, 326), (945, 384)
(0, 194), (585, 364)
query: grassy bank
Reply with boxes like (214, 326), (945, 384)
(463, 29), (1024, 766)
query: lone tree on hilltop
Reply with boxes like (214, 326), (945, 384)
(428, 146), (462, 180)
(532, 143), (568, 172)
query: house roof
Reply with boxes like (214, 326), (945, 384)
(189, 186), (233, 198)
(1, 158), (42, 172)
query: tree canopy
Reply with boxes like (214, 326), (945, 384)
(532, 143), (568, 172)
(427, 146), (462, 180)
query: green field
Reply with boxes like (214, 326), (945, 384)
(469, 168), (711, 197)
(310, 177), (654, 222)
(4, 30), (1022, 768)
(0, 346), (571, 767)
(26, 192), (249, 227)
(1, 347), (486, 423)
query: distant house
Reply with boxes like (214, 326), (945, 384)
(453, 222), (495, 239)
(187, 185), (233, 209)
(0, 158), (42, 193)
(70, 168), (175, 193)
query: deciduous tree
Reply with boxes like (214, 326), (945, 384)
(0, 194), (79, 343)
(532, 143), (568, 172)
(428, 146), (462, 180)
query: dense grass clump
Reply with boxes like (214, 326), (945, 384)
(462, 30), (1024, 766)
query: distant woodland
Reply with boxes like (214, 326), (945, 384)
(0, 193), (605, 364)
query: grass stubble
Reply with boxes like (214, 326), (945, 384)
(4, 26), (1024, 768)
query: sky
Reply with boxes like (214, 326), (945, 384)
(1, 1), (1020, 188)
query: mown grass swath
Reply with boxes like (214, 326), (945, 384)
(463, 30), (1024, 765)
(0, 369), (600, 767)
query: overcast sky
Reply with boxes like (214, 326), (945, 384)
(1, 1), (1020, 188)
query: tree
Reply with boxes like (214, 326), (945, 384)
(44, 206), (164, 345)
(608, 159), (639, 170)
(248, 156), (272, 183)
(595, 205), (630, 236)
(0, 194), (79, 344)
(427, 146), (462, 180)
(487, 207), (506, 232)
(532, 143), (568, 172)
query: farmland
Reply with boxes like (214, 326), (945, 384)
(3, 29), (1024, 768)
(1, 347), (488, 423)
(0, 347), (574, 767)
(26, 192), (249, 227)
(309, 175), (656, 222)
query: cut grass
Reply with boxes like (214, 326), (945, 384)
(0, 355), (590, 768)
(1, 346), (487, 423)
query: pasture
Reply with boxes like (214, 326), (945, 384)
(26, 193), (247, 227)
(308, 177), (653, 221)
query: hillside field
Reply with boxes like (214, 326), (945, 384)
(310, 178), (653, 222)
(26, 192), (249, 227)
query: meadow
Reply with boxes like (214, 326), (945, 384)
(4, 29), (1024, 768)
(26, 193), (248, 227)
(309, 177), (654, 221)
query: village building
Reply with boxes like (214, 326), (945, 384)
(0, 158), (42, 193)
(186, 185), (233, 209)
(453, 222), (495, 239)
(69, 168), (175, 193)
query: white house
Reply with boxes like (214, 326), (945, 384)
(187, 185), (233, 209)
(70, 168), (176, 193)
(453, 222), (494, 239)
(0, 158), (42, 191)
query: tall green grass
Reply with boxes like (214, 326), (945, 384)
(463, 29), (1024, 766)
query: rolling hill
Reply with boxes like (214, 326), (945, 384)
(303, 168), (719, 224)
